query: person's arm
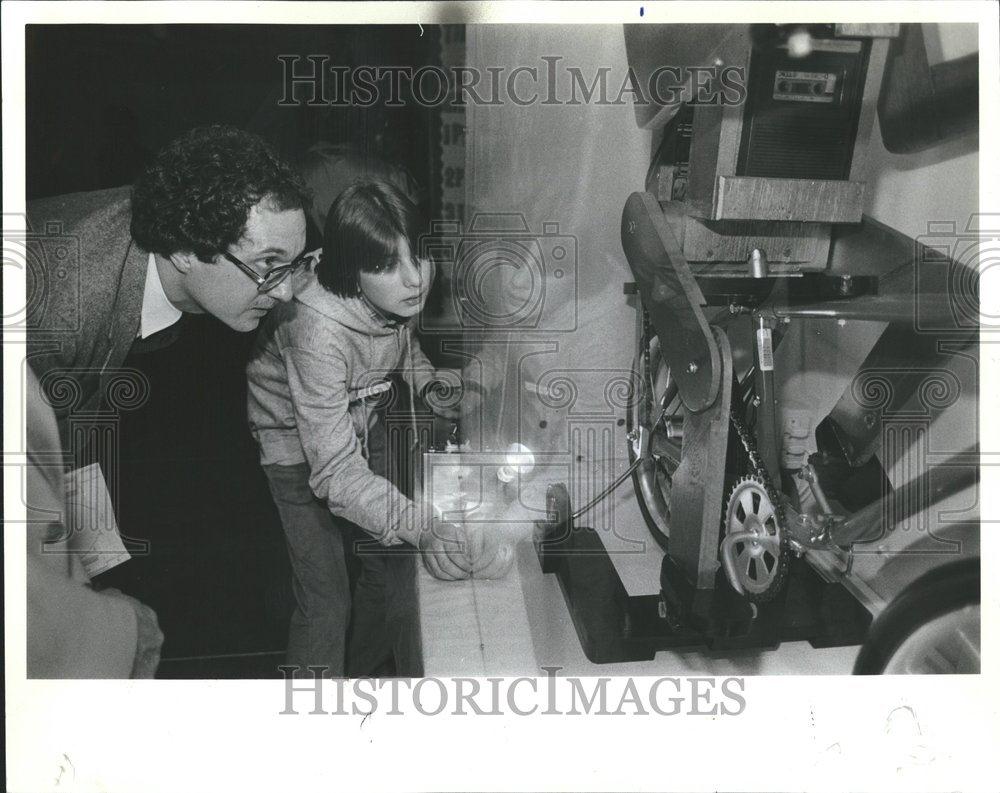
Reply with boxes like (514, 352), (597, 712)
(282, 344), (473, 578)
(25, 363), (160, 678)
(401, 330), (515, 579)
(404, 324), (437, 396)
(405, 327), (461, 420)
(281, 344), (424, 546)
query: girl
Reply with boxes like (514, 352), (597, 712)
(247, 180), (508, 678)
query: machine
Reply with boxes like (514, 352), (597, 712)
(533, 23), (981, 672)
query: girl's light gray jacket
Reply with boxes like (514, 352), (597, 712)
(246, 270), (437, 546)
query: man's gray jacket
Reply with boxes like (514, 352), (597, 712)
(26, 186), (150, 453)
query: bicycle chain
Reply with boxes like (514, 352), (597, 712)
(642, 307), (652, 421)
(728, 411), (767, 486)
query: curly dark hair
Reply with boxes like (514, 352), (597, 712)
(130, 125), (310, 260)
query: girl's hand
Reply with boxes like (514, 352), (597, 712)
(418, 519), (473, 580)
(468, 527), (514, 580)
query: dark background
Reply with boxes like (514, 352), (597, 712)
(26, 24), (442, 200)
(26, 24), (449, 676)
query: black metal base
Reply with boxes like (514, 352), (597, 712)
(534, 493), (871, 664)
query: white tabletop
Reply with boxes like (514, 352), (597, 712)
(417, 453), (859, 676)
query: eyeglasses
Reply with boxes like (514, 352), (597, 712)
(222, 250), (312, 293)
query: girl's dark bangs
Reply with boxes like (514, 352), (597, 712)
(356, 207), (406, 273)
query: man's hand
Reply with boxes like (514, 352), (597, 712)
(100, 588), (164, 678)
(419, 520), (473, 580)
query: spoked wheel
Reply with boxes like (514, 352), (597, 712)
(720, 474), (788, 603)
(854, 558), (980, 674)
(626, 311), (684, 550)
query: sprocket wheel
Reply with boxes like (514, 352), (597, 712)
(721, 474), (789, 603)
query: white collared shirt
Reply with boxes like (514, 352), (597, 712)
(138, 252), (183, 339)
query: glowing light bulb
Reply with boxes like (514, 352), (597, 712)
(497, 443), (535, 483)
(787, 29), (812, 58)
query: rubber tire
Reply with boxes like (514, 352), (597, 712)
(625, 351), (672, 551)
(853, 557), (980, 675)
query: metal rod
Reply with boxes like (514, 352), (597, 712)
(760, 296), (968, 327)
(752, 313), (780, 477)
(572, 457), (644, 521)
(798, 463), (834, 515)
(831, 451), (978, 546)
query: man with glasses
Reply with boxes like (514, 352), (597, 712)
(27, 125), (311, 446)
(25, 125), (310, 677)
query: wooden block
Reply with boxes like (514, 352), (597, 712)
(834, 23), (902, 38)
(712, 176), (865, 223)
(686, 104), (724, 208)
(682, 215), (831, 267)
(715, 100), (745, 179)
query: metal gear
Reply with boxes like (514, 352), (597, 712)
(721, 474), (789, 602)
